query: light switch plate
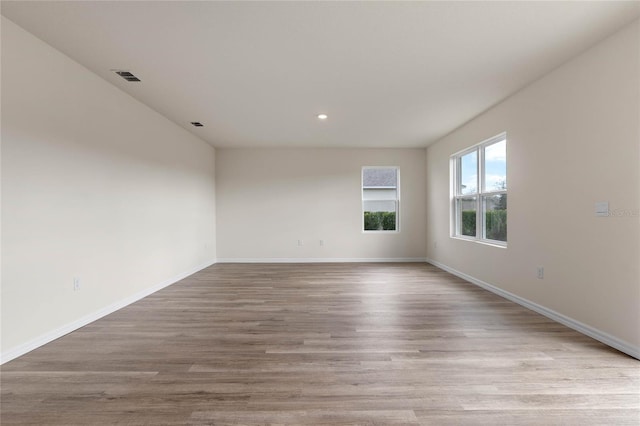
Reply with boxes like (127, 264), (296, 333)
(595, 201), (609, 217)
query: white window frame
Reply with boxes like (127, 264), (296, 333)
(362, 166), (400, 233)
(450, 133), (507, 246)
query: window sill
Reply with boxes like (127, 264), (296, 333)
(363, 230), (400, 234)
(450, 236), (507, 248)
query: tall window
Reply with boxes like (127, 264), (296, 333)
(362, 167), (399, 232)
(452, 133), (507, 244)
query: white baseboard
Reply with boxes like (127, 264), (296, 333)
(0, 259), (217, 365)
(426, 258), (640, 360)
(217, 257), (427, 263)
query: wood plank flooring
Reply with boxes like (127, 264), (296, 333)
(2, 263), (639, 425)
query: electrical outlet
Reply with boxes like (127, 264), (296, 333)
(537, 267), (544, 280)
(320, 240), (324, 246)
(298, 239), (303, 246)
(73, 277), (81, 291)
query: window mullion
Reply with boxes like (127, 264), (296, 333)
(476, 147), (482, 240)
(482, 189), (507, 196)
(456, 157), (461, 196)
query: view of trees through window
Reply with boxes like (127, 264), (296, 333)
(453, 135), (507, 244)
(362, 167), (399, 231)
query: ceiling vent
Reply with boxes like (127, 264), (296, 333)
(114, 71), (141, 82)
(191, 122), (204, 127)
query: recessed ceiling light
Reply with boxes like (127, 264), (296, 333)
(317, 114), (328, 120)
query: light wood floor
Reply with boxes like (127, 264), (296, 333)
(2, 263), (639, 425)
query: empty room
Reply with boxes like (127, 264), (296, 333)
(1, 1), (639, 425)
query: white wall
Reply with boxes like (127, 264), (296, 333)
(426, 21), (640, 353)
(216, 148), (426, 261)
(1, 17), (217, 361)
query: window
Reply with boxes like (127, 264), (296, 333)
(452, 133), (507, 244)
(362, 167), (399, 232)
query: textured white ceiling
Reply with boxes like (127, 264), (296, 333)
(2, 1), (639, 148)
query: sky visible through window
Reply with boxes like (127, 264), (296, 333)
(484, 139), (506, 191)
(460, 150), (477, 194)
(460, 139), (506, 193)
(363, 168), (397, 187)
